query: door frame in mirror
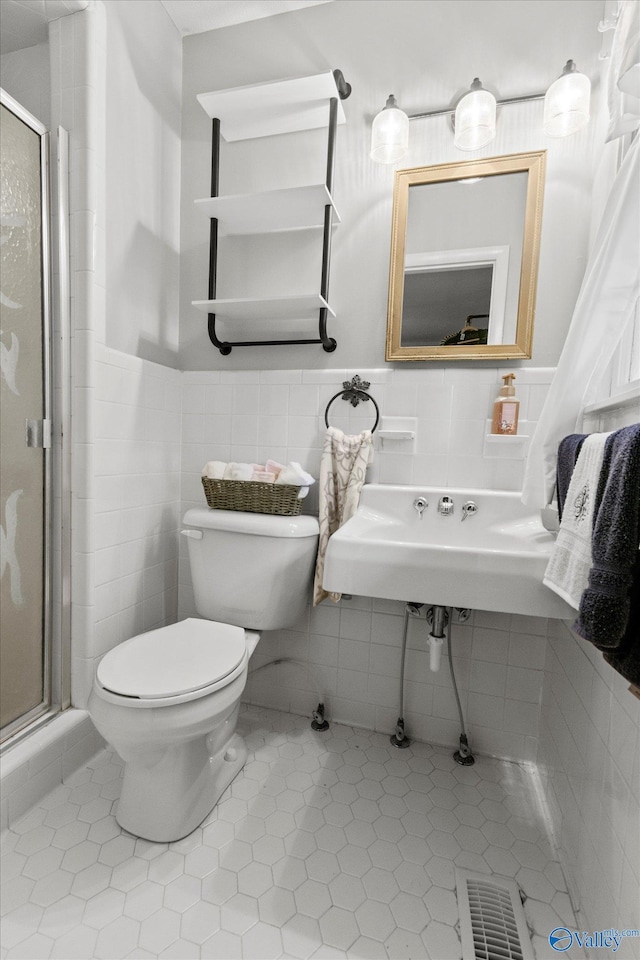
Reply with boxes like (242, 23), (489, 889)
(385, 150), (546, 361)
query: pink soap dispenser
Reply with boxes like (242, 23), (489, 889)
(491, 373), (520, 435)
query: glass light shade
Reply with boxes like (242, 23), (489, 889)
(544, 61), (591, 137)
(454, 81), (497, 151)
(370, 95), (409, 164)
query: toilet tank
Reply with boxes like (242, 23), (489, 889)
(182, 508), (319, 630)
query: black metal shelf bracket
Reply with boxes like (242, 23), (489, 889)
(205, 71), (350, 355)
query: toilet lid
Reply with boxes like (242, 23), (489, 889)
(96, 619), (246, 699)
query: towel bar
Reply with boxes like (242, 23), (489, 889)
(324, 375), (380, 432)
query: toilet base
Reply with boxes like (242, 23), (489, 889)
(115, 732), (248, 843)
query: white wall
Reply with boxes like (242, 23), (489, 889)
(105, 0), (182, 367)
(177, 364), (555, 761)
(178, 0), (602, 371)
(90, 347), (181, 692)
(536, 398), (640, 948)
(47, 1), (184, 708)
(0, 42), (50, 127)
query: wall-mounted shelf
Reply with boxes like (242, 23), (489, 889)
(192, 294), (335, 322)
(484, 421), (530, 461)
(192, 69), (351, 355)
(484, 432), (530, 442)
(197, 71), (347, 141)
(194, 184), (340, 236)
(377, 416), (417, 451)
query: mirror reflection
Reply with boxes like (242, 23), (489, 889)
(386, 152), (546, 361)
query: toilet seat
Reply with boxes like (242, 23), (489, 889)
(96, 618), (248, 707)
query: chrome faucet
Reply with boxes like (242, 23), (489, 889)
(413, 497), (428, 519)
(438, 496), (454, 516)
(461, 501), (478, 521)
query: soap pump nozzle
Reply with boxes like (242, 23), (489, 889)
(499, 373), (516, 396)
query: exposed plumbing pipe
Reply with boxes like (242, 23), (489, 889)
(445, 608), (475, 765)
(247, 657), (329, 731)
(427, 605), (446, 671)
(426, 606), (475, 765)
(390, 602), (423, 748)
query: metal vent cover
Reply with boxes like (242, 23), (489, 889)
(456, 869), (534, 960)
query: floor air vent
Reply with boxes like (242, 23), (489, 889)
(456, 870), (534, 960)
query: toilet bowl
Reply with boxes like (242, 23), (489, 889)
(89, 619), (259, 841)
(88, 509), (319, 842)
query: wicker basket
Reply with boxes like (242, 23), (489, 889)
(201, 477), (303, 516)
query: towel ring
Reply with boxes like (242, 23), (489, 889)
(324, 376), (380, 433)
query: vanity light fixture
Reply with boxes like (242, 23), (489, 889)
(453, 78), (497, 151)
(543, 60), (591, 137)
(370, 94), (410, 163)
(370, 60), (591, 163)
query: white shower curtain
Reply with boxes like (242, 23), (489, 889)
(521, 134), (640, 508)
(523, 2), (640, 508)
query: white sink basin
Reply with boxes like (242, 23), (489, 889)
(322, 484), (574, 618)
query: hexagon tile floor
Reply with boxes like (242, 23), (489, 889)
(1, 705), (581, 960)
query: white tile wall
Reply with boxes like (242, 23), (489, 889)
(89, 346), (182, 699)
(178, 366), (555, 764)
(179, 365), (553, 519)
(537, 397), (640, 939)
(49, 3), (107, 709)
(0, 711), (104, 831)
(538, 620), (640, 942)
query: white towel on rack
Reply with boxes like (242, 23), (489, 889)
(313, 427), (374, 606)
(543, 432), (610, 609)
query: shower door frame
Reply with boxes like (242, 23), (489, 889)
(0, 89), (57, 747)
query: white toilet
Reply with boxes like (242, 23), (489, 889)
(88, 507), (319, 842)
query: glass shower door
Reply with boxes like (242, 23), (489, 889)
(1, 93), (52, 742)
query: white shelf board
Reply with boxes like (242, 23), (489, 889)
(191, 294), (335, 322)
(194, 184), (340, 235)
(197, 71), (346, 141)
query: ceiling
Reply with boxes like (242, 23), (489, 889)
(0, 0), (88, 55)
(0, 0), (331, 55)
(158, 0), (333, 36)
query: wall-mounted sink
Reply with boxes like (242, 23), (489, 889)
(322, 484), (574, 618)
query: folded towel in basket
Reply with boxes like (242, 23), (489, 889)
(573, 424), (640, 683)
(265, 459), (284, 480)
(275, 462), (316, 498)
(223, 462), (255, 481)
(543, 432), (611, 609)
(202, 460), (227, 479)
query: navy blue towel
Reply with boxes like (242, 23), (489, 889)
(556, 433), (588, 520)
(573, 423), (640, 683)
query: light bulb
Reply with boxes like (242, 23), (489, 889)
(370, 95), (409, 164)
(544, 60), (591, 137)
(454, 79), (497, 151)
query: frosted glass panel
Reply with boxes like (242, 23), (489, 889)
(0, 102), (46, 733)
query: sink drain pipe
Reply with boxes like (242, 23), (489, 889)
(395, 604), (475, 765)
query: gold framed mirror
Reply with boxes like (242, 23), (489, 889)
(385, 151), (546, 361)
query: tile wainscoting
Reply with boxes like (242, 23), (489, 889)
(178, 366), (555, 764)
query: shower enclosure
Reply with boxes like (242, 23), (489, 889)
(0, 89), (54, 744)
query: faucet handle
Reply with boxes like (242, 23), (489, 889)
(438, 496), (454, 516)
(461, 501), (478, 521)
(413, 497), (428, 519)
